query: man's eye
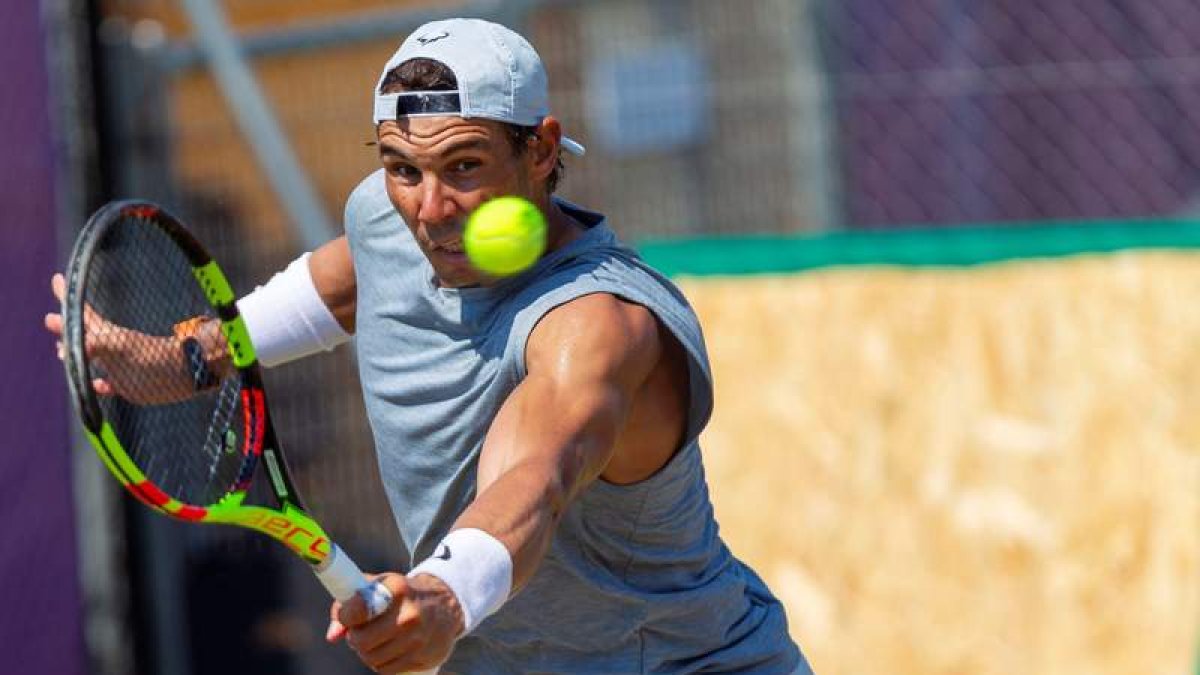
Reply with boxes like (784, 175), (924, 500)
(388, 164), (419, 180)
(452, 160), (481, 173)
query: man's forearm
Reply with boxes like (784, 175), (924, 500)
(454, 456), (583, 592)
(406, 456), (594, 637)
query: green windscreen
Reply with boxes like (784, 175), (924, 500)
(637, 219), (1200, 276)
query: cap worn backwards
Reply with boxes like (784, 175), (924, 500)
(372, 18), (585, 156)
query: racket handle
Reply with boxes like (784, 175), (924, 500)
(313, 545), (440, 675)
(313, 543), (391, 608)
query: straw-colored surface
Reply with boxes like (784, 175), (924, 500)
(681, 251), (1200, 675)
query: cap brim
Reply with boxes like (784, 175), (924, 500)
(561, 136), (586, 157)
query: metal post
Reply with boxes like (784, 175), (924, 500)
(178, 0), (335, 251)
(96, 19), (193, 675)
(785, 0), (844, 231)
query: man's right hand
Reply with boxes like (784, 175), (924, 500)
(45, 273), (225, 405)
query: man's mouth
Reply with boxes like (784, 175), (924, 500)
(431, 241), (470, 266)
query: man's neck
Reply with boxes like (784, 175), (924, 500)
(543, 197), (584, 255)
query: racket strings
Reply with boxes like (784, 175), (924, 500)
(81, 214), (251, 507)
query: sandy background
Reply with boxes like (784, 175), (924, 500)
(685, 251), (1200, 675)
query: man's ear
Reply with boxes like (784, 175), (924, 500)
(530, 116), (564, 182)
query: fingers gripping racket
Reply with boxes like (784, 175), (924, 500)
(61, 201), (392, 623)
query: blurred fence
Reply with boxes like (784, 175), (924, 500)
(828, 0), (1200, 226)
(75, 0), (1200, 673)
(95, 0), (1200, 237)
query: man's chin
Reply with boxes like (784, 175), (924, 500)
(431, 266), (485, 289)
(426, 249), (483, 288)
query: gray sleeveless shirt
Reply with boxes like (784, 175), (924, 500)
(345, 171), (806, 674)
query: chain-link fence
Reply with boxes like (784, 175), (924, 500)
(104, 0), (1200, 236)
(827, 0), (1200, 226)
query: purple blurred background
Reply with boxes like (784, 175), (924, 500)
(835, 0), (1200, 226)
(0, 1), (87, 673)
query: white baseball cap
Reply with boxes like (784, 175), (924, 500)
(372, 18), (586, 156)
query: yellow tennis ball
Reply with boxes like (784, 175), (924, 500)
(464, 196), (548, 277)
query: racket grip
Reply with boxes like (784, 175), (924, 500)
(313, 544), (392, 614)
(313, 545), (441, 675)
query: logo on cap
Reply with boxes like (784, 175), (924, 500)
(416, 31), (450, 45)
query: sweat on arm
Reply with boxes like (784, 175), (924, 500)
(460, 292), (666, 592)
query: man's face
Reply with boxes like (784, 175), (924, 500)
(377, 115), (534, 288)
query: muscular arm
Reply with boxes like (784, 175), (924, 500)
(330, 295), (676, 672)
(454, 293), (663, 591)
(308, 235), (357, 333)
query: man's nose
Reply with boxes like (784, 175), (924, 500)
(418, 176), (456, 225)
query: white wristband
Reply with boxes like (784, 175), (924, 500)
(236, 253), (351, 367)
(409, 528), (513, 635)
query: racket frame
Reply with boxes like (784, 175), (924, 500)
(63, 200), (332, 566)
(63, 199), (444, 674)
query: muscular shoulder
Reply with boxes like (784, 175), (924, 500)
(526, 293), (662, 391)
(526, 293), (691, 484)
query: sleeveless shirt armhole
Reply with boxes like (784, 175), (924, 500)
(506, 283), (715, 448)
(344, 168), (396, 237)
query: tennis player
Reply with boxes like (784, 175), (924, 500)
(48, 17), (813, 675)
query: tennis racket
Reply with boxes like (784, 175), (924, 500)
(60, 200), (401, 646)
